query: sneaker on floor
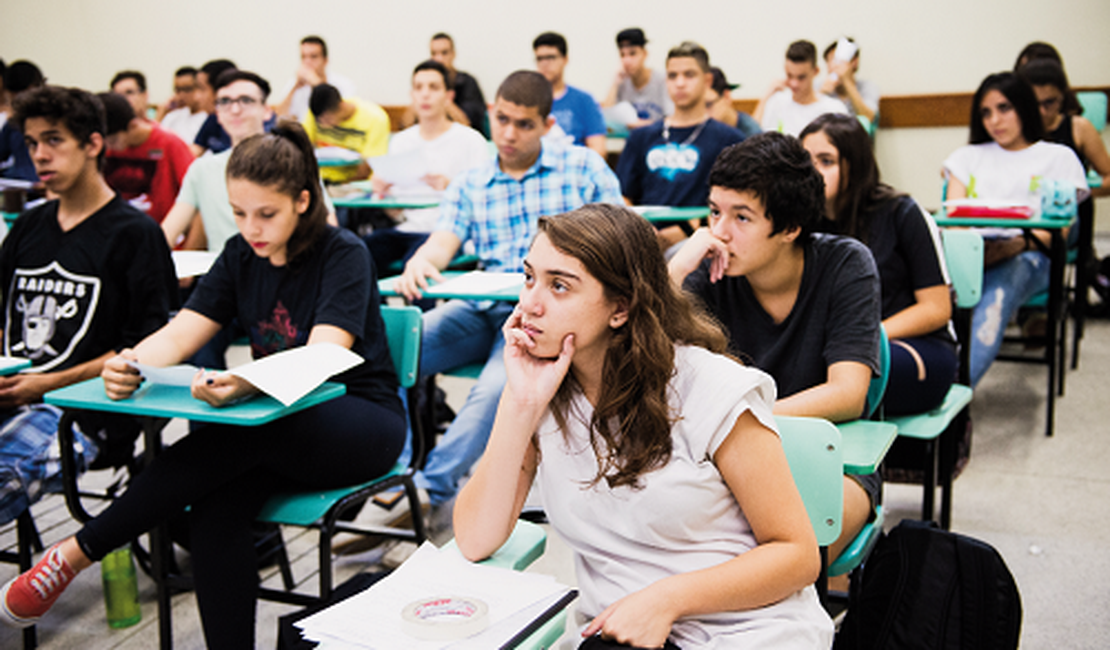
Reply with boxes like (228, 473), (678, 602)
(0, 544), (77, 628)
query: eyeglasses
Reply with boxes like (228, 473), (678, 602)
(215, 96), (261, 110)
(174, 85), (196, 94)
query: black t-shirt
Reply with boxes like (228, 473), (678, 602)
(616, 118), (745, 208)
(185, 226), (401, 413)
(816, 195), (954, 345)
(683, 233), (881, 398)
(453, 70), (488, 138)
(0, 196), (178, 373)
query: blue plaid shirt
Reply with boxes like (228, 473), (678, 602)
(435, 142), (623, 273)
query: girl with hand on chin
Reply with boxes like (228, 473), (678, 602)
(942, 72), (1088, 386)
(0, 122), (405, 649)
(453, 204), (832, 650)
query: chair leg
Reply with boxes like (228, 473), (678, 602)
(922, 439), (938, 523)
(16, 511), (37, 650)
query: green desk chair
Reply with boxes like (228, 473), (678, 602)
(1077, 90), (1107, 133)
(255, 306), (429, 606)
(443, 519), (566, 649)
(776, 416), (843, 608)
(884, 229), (981, 530)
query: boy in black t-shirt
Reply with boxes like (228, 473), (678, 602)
(0, 86), (177, 525)
(668, 132), (881, 575)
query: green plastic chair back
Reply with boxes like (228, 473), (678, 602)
(775, 416), (843, 546)
(381, 305), (422, 388)
(941, 229), (984, 309)
(864, 326), (891, 419)
(1077, 91), (1108, 133)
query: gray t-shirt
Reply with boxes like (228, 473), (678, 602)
(683, 233), (882, 397)
(617, 69), (673, 122)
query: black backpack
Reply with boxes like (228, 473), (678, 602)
(834, 520), (1022, 650)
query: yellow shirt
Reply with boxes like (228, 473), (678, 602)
(303, 97), (390, 183)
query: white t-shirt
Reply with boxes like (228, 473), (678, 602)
(535, 345), (834, 650)
(282, 71), (357, 121)
(942, 140), (1089, 207)
(385, 123), (491, 232)
(825, 78), (880, 118)
(760, 90), (848, 136)
(160, 107), (208, 146)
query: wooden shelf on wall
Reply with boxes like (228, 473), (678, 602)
(381, 87), (1108, 133)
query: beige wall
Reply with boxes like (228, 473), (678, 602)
(3, 0), (1109, 216)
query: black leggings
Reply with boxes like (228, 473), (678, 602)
(882, 336), (959, 416)
(75, 394), (406, 650)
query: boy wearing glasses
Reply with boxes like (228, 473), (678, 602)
(533, 32), (608, 159)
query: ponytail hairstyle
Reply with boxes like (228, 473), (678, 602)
(226, 121), (328, 264)
(538, 203), (729, 489)
(799, 113), (903, 244)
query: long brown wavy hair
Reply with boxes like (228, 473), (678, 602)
(537, 203), (729, 489)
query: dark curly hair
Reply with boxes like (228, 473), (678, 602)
(537, 203), (729, 489)
(709, 132), (825, 246)
(13, 85), (107, 169)
(226, 121), (328, 265)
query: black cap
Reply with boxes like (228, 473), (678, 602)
(616, 28), (647, 48)
(710, 67), (739, 94)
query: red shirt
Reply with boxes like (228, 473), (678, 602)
(103, 123), (194, 223)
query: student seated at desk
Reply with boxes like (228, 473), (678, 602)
(454, 204), (833, 650)
(362, 60), (489, 275)
(668, 133), (882, 582)
(0, 85), (177, 538)
(0, 123), (406, 648)
(942, 72), (1088, 387)
(801, 113), (955, 415)
(615, 42), (745, 252)
(304, 83), (390, 184)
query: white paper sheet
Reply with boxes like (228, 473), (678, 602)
(603, 101), (640, 127)
(226, 343), (362, 407)
(296, 542), (571, 650)
(125, 361), (199, 387)
(316, 146), (364, 163)
(172, 250), (220, 278)
(367, 148), (430, 190)
(430, 272), (524, 296)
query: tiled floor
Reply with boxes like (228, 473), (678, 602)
(4, 241), (1110, 649)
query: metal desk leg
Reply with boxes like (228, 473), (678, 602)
(57, 412), (174, 650)
(1045, 231), (1066, 437)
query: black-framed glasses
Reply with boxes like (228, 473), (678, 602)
(215, 96), (260, 110)
(1038, 97), (1062, 111)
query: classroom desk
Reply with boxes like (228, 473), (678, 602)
(44, 378), (345, 650)
(0, 356), (31, 375)
(315, 156), (362, 168)
(331, 194), (441, 210)
(838, 420), (898, 475)
(634, 205), (710, 223)
(379, 270), (523, 302)
(932, 211), (1072, 437)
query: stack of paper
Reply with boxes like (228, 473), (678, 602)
(296, 542), (573, 649)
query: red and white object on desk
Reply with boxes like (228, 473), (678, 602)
(943, 199), (1033, 220)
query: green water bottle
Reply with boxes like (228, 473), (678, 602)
(101, 547), (142, 628)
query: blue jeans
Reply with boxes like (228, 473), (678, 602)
(969, 250), (1049, 387)
(415, 300), (514, 505)
(0, 404), (98, 525)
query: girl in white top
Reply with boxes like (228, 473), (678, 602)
(453, 203), (833, 649)
(942, 72), (1088, 386)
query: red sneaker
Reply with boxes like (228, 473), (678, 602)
(0, 544), (77, 628)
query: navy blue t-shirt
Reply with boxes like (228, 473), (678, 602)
(616, 118), (745, 207)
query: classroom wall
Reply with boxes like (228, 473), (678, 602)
(3, 0), (1109, 215)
